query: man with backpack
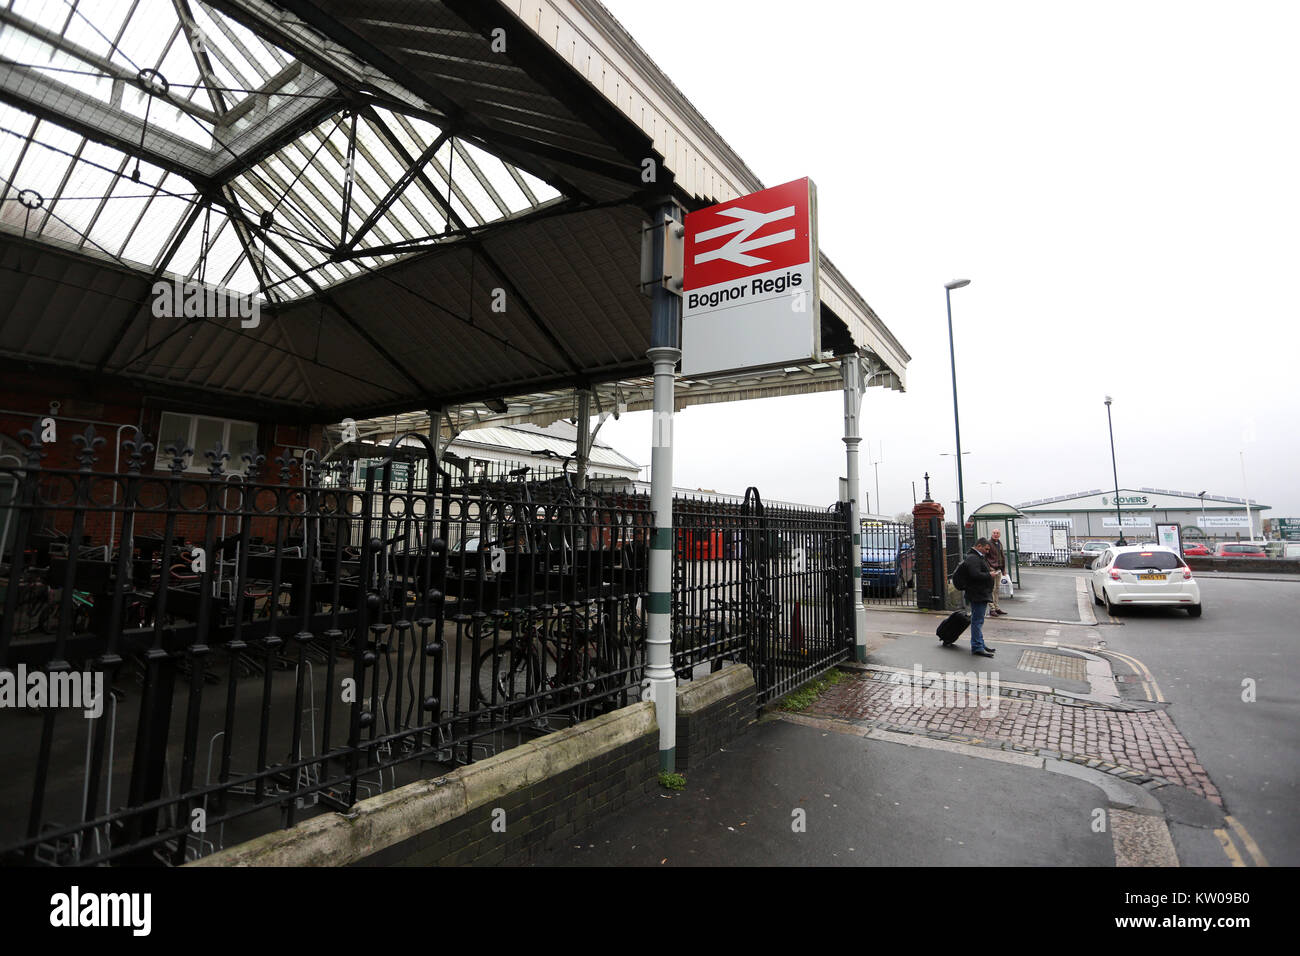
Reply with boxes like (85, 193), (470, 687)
(953, 538), (997, 657)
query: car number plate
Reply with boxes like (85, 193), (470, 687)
(1138, 573), (1165, 580)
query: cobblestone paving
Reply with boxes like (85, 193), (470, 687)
(806, 671), (1221, 805)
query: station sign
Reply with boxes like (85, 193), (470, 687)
(681, 177), (819, 377)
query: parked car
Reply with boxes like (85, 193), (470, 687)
(1181, 542), (1212, 556)
(1090, 545), (1201, 617)
(1215, 542), (1267, 558)
(1074, 541), (1110, 559)
(861, 524), (915, 597)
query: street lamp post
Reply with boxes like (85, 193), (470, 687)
(981, 480), (1002, 502)
(945, 279), (971, 552)
(939, 451), (971, 528)
(1104, 395), (1126, 546)
(1240, 452), (1255, 541)
(869, 441), (883, 518)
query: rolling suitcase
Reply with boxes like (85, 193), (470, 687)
(936, 610), (971, 645)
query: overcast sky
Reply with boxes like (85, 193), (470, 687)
(591, 0), (1299, 524)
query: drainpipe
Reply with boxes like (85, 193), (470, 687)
(108, 423), (135, 556)
(644, 201), (683, 772)
(842, 355), (868, 662)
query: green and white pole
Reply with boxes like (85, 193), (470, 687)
(644, 202), (683, 771)
(645, 345), (678, 770)
(842, 354), (868, 662)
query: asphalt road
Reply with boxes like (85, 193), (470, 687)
(1091, 572), (1299, 866)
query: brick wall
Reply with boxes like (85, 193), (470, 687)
(1184, 556), (1300, 575)
(675, 665), (756, 771)
(1, 374), (327, 552)
(190, 702), (660, 868)
(367, 729), (658, 866)
(912, 499), (947, 611)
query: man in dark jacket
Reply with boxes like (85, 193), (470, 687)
(961, 538), (997, 657)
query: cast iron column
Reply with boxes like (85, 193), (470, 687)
(841, 355), (868, 661)
(645, 202), (683, 772)
(575, 390), (591, 490)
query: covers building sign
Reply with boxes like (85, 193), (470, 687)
(681, 178), (820, 377)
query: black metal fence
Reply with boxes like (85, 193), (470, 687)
(0, 424), (652, 865)
(1014, 519), (1072, 567)
(860, 519), (917, 607)
(672, 491), (854, 703)
(0, 423), (852, 865)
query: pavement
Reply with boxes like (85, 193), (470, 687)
(530, 569), (1269, 868)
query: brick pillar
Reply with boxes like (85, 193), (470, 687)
(913, 492), (947, 611)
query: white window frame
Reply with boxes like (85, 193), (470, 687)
(155, 412), (259, 475)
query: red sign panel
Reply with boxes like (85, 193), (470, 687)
(683, 178), (813, 290)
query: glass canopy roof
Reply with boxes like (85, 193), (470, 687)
(0, 0), (560, 301)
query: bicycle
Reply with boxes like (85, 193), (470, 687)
(2, 564), (54, 634)
(671, 596), (743, 676)
(475, 596), (634, 723)
(37, 586), (94, 634)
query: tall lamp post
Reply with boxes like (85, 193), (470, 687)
(869, 441), (883, 518)
(945, 279), (971, 552)
(1104, 395), (1126, 546)
(940, 453), (971, 533)
(1239, 451), (1255, 541)
(981, 480), (1002, 502)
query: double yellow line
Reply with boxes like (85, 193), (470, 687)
(1078, 647), (1268, 868)
(1098, 646), (1166, 703)
(978, 630), (1266, 868)
(1215, 815), (1269, 867)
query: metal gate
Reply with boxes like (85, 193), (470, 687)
(737, 490), (853, 704)
(1014, 518), (1072, 567)
(860, 519), (918, 607)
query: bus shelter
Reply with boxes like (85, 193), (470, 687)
(969, 502), (1024, 587)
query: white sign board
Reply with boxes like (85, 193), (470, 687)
(1017, 522), (1053, 554)
(1052, 529), (1070, 550)
(681, 178), (820, 377)
(1156, 523), (1181, 550)
(1103, 516), (1153, 528)
(1197, 515), (1249, 528)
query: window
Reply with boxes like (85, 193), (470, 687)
(155, 412), (260, 475)
(1114, 551), (1183, 570)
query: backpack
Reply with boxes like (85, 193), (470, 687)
(950, 560), (970, 592)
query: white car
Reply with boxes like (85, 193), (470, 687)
(1090, 545), (1201, 617)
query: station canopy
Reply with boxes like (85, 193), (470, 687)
(0, 0), (909, 427)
